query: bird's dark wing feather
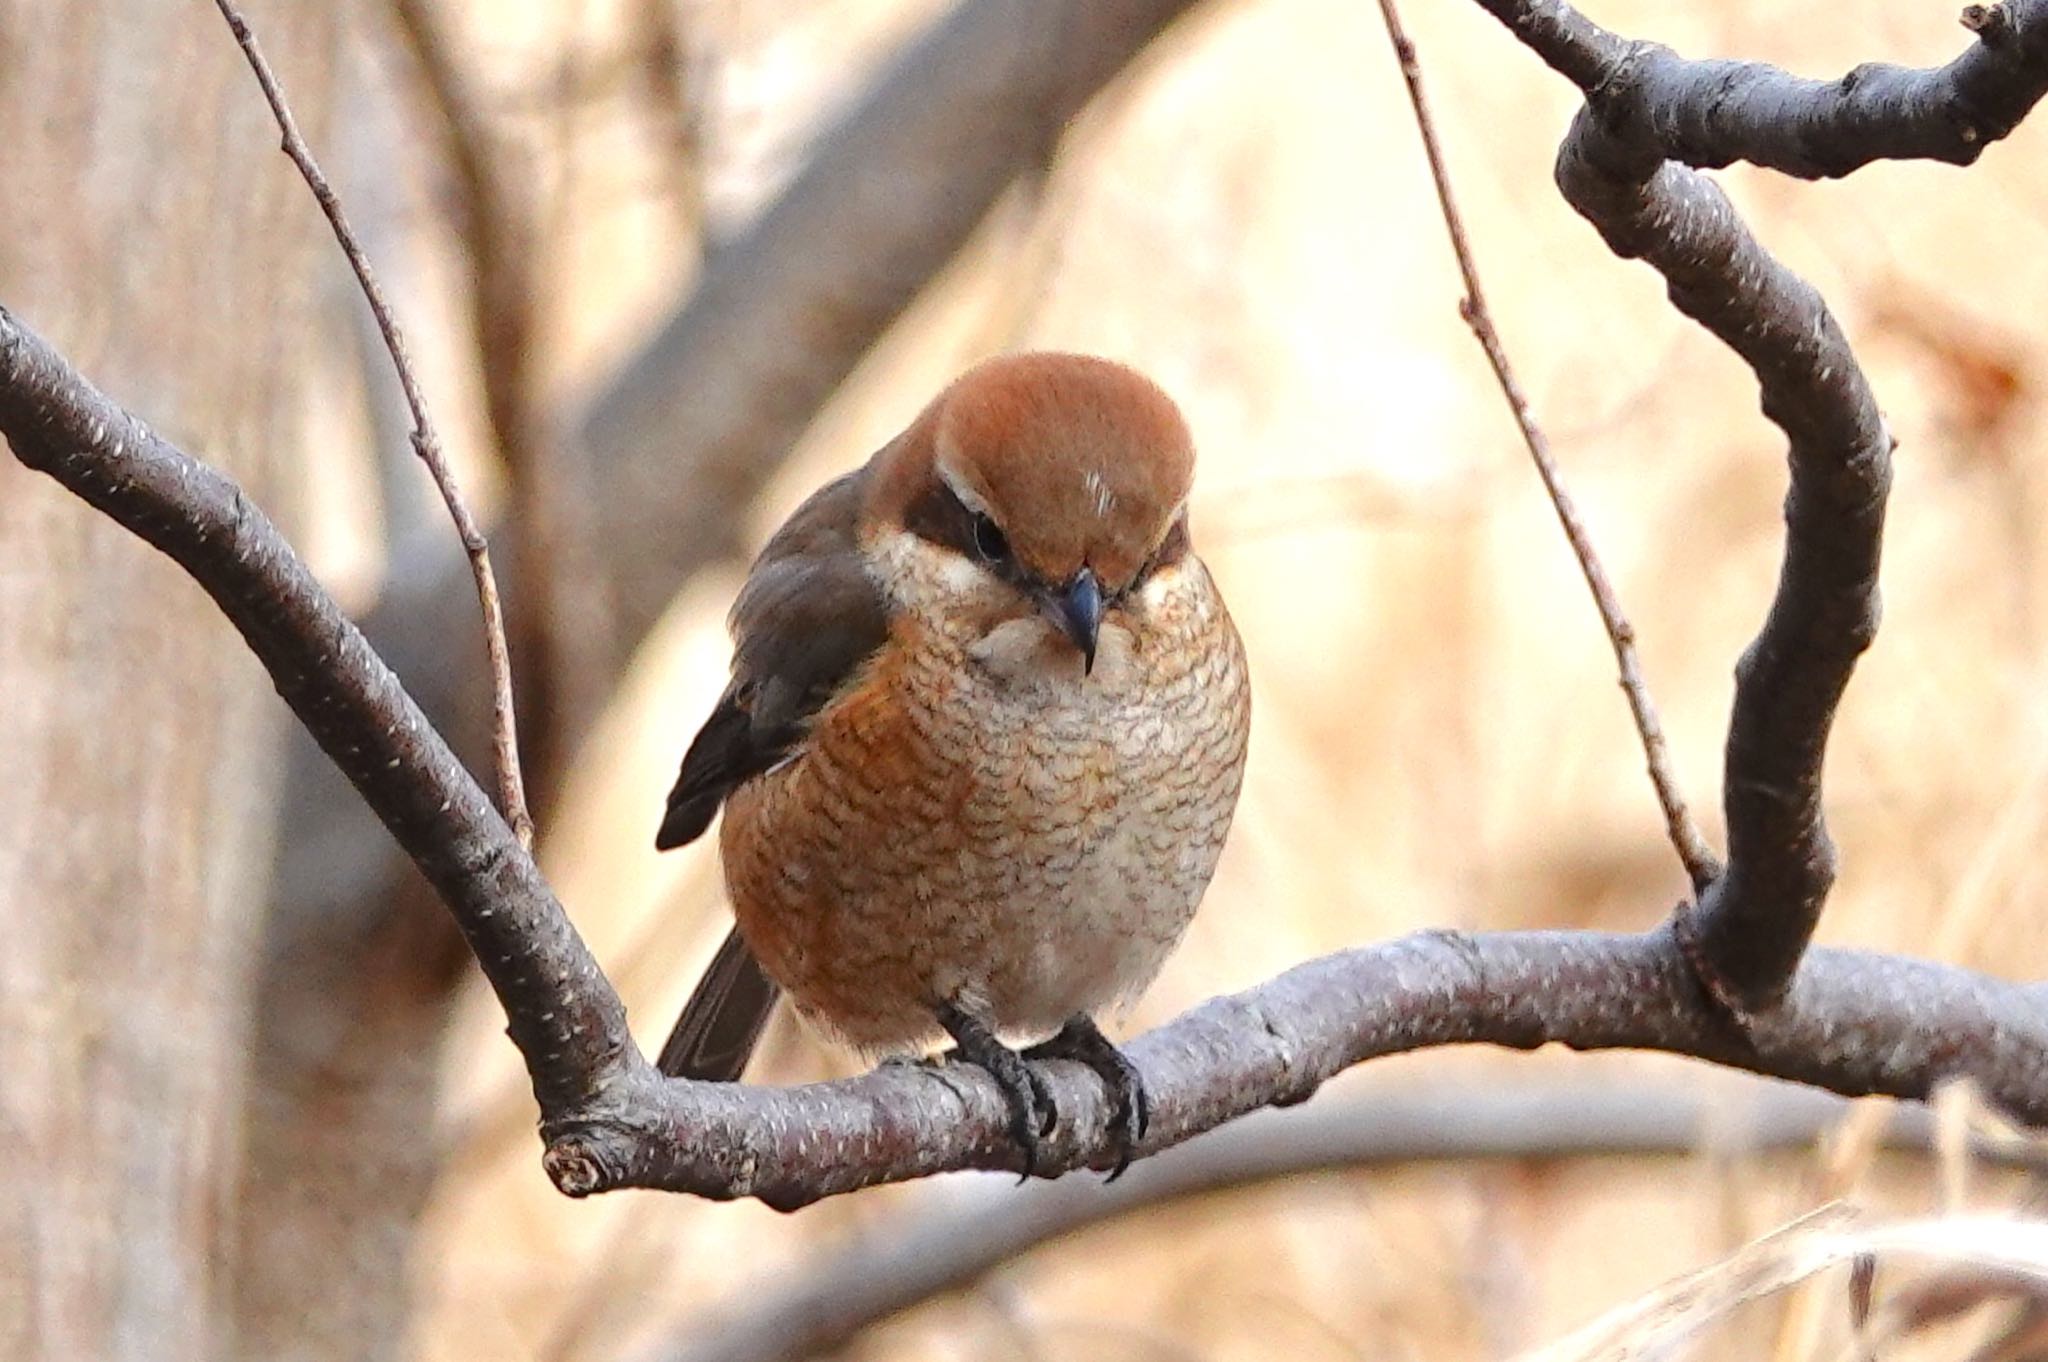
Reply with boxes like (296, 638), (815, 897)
(653, 466), (889, 1080)
(654, 468), (888, 850)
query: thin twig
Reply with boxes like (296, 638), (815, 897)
(385, 0), (603, 785)
(214, 0), (535, 849)
(1373, 0), (1721, 894)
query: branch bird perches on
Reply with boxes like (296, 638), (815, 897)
(3, 0), (2047, 1208)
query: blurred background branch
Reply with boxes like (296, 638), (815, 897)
(650, 1076), (2046, 1362)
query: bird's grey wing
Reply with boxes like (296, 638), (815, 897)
(654, 468), (889, 850)
(653, 467), (889, 1081)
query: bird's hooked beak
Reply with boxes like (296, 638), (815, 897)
(1043, 567), (1103, 674)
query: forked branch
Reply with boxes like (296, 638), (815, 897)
(1462, 0), (2048, 1009)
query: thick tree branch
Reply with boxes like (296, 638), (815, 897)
(1563, 135), (1887, 1011)
(2, 306), (2043, 1206)
(546, 927), (2048, 1207)
(1476, 0), (2048, 179)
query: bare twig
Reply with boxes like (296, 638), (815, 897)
(215, 0), (534, 848)
(1373, 0), (1721, 893)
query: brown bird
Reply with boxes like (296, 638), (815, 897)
(654, 351), (1250, 1174)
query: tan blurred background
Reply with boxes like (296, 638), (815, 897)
(5, 0), (2048, 1359)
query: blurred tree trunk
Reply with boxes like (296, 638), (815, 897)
(0, 5), (335, 1360)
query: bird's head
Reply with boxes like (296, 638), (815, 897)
(864, 352), (1198, 676)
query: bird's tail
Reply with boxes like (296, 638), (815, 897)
(657, 926), (782, 1082)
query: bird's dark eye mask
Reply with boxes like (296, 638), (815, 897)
(903, 478), (1192, 606)
(902, 478), (1033, 591)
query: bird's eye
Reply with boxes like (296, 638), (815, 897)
(971, 512), (1011, 564)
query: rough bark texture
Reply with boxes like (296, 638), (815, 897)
(0, 5), (334, 1359)
(1557, 124), (1889, 1008)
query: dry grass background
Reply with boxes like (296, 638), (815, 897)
(294, 0), (2048, 1356)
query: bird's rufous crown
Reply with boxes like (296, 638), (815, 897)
(865, 352), (1196, 593)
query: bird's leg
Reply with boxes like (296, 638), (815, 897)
(935, 1002), (1057, 1179)
(1024, 1014), (1149, 1180)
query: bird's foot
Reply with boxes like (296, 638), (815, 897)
(1025, 1015), (1149, 1181)
(936, 1003), (1057, 1180)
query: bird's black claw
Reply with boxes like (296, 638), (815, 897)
(936, 1003), (1057, 1180)
(1027, 1065), (1058, 1138)
(1025, 1015), (1149, 1180)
